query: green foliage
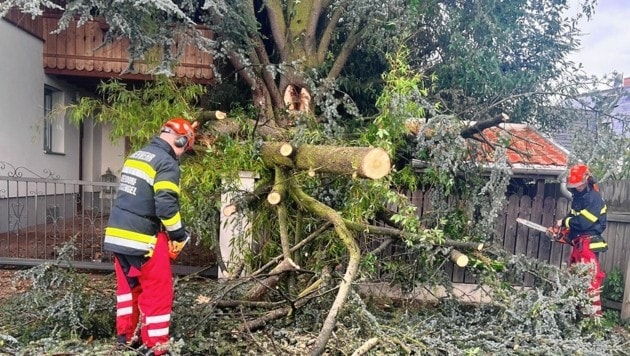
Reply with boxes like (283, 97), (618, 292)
(363, 44), (433, 156)
(71, 78), (269, 248)
(70, 76), (205, 150)
(602, 268), (625, 302)
(568, 81), (630, 181)
(0, 242), (114, 342)
(413, 0), (599, 127)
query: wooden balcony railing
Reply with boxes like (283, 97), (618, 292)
(5, 9), (214, 83)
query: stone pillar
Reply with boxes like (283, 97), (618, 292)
(218, 171), (258, 279)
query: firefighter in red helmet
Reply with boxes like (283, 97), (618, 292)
(104, 117), (196, 355)
(552, 163), (608, 316)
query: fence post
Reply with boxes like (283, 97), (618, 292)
(622, 256), (630, 321)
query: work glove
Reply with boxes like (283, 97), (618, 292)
(168, 230), (191, 260)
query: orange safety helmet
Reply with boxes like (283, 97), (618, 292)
(161, 117), (195, 151)
(566, 163), (590, 188)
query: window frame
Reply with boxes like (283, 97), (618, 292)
(43, 85), (64, 155)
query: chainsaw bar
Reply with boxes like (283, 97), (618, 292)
(515, 218), (548, 233)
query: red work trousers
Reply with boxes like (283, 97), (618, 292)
(114, 232), (173, 354)
(569, 236), (605, 316)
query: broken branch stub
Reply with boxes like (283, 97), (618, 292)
(244, 258), (300, 301)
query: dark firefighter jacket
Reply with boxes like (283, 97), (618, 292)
(562, 186), (607, 241)
(104, 137), (187, 256)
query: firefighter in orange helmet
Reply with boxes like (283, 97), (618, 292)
(104, 117), (195, 355)
(555, 163), (608, 316)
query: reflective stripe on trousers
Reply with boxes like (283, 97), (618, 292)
(114, 258), (142, 342)
(113, 232), (173, 352)
(569, 236), (605, 316)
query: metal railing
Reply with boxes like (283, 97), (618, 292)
(0, 173), (116, 264)
(0, 164), (216, 275)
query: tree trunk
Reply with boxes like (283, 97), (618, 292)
(261, 143), (391, 179)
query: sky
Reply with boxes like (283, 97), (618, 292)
(568, 0), (630, 78)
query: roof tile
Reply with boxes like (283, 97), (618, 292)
(473, 124), (567, 167)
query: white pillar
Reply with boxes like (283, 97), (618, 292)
(218, 171), (258, 279)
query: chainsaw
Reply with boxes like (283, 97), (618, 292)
(515, 218), (570, 244)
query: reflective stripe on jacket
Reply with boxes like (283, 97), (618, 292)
(563, 187), (607, 241)
(104, 137), (186, 255)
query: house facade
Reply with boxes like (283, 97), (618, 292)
(1, 10), (213, 183)
(0, 11), (212, 238)
(0, 18), (117, 182)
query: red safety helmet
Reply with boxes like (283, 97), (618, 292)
(566, 163), (590, 188)
(162, 117), (195, 151)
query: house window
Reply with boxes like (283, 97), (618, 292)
(43, 85), (64, 154)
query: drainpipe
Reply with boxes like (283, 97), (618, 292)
(77, 92), (84, 212)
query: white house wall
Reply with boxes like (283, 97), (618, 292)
(81, 117), (125, 185)
(100, 124), (125, 180)
(0, 19), (125, 184)
(0, 19), (79, 180)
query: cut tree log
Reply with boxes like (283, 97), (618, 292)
(261, 143), (391, 179)
(196, 110), (227, 126)
(279, 143), (295, 157)
(267, 190), (283, 205)
(449, 249), (469, 267)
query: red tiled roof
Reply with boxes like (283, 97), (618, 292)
(473, 123), (568, 167)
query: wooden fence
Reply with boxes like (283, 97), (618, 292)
(411, 179), (629, 316)
(409, 180), (629, 283)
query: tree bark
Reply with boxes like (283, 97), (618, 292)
(222, 183), (273, 217)
(244, 258), (300, 301)
(288, 179), (360, 356)
(261, 143), (391, 179)
(251, 222), (332, 276)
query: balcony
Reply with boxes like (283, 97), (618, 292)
(5, 9), (214, 84)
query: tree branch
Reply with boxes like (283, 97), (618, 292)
(288, 179), (360, 356)
(327, 27), (366, 79)
(275, 167), (292, 259)
(459, 113), (509, 139)
(262, 0), (289, 62)
(316, 1), (348, 64)
(251, 222), (332, 277)
(343, 219), (483, 251)
(305, 0), (323, 56)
